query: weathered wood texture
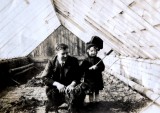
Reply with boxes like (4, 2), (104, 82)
(28, 25), (86, 59)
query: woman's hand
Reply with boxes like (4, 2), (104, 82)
(89, 65), (97, 70)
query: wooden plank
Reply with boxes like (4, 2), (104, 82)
(55, 0), (117, 54)
(84, 1), (147, 58)
(85, 12), (142, 56)
(145, 0), (160, 12)
(116, 0), (160, 44)
(9, 63), (34, 73)
(14, 67), (34, 76)
(85, 16), (131, 56)
(129, 0), (160, 26)
(0, 0), (60, 58)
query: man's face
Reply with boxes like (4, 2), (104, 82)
(87, 46), (97, 57)
(57, 49), (69, 62)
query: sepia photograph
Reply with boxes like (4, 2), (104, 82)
(0, 0), (160, 113)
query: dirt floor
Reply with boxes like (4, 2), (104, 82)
(0, 71), (151, 113)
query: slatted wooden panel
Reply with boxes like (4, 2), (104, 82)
(0, 0), (60, 59)
(53, 0), (160, 59)
(52, 0), (160, 96)
(29, 25), (86, 59)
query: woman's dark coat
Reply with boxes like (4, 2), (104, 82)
(80, 56), (105, 91)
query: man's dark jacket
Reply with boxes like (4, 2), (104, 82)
(43, 55), (81, 86)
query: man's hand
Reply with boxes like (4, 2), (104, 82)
(57, 84), (66, 93)
(53, 81), (66, 93)
(66, 81), (76, 93)
(66, 85), (74, 93)
(89, 65), (97, 70)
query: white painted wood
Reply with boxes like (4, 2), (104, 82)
(2, 0), (160, 59)
(145, 0), (160, 12)
(129, 0), (160, 26)
(86, 0), (149, 57)
(116, 0), (160, 43)
(0, 0), (60, 58)
(140, 104), (160, 113)
(119, 0), (135, 6)
(53, 0), (160, 60)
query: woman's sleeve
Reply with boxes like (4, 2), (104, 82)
(96, 59), (105, 72)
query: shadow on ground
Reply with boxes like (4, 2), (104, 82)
(79, 99), (148, 113)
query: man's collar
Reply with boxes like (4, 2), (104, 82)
(57, 57), (67, 65)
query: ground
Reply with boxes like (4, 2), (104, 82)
(0, 71), (151, 113)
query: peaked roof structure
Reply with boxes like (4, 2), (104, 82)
(53, 0), (160, 59)
(1, 0), (160, 59)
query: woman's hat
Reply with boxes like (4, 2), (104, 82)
(86, 36), (103, 51)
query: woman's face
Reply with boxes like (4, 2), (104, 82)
(87, 46), (97, 57)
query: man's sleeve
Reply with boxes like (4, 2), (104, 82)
(79, 59), (88, 82)
(73, 58), (82, 84)
(42, 60), (54, 86)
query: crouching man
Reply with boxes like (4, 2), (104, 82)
(42, 43), (83, 113)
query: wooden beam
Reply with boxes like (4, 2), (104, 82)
(9, 63), (34, 73)
(14, 67), (34, 76)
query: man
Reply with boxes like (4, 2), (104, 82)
(42, 43), (82, 113)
